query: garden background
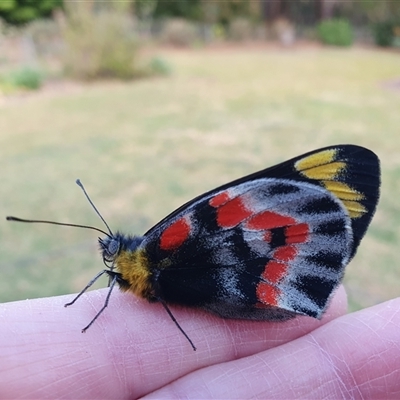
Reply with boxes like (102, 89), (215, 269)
(1, 0), (400, 314)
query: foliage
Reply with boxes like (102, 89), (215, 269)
(358, 0), (400, 22)
(10, 66), (43, 89)
(212, 24), (226, 40)
(133, 56), (172, 78)
(0, 66), (43, 91)
(151, 0), (256, 25)
(0, 0), (62, 26)
(372, 21), (396, 46)
(147, 56), (172, 76)
(135, 0), (158, 20)
(153, 0), (202, 21)
(60, 4), (138, 81)
(217, 0), (254, 26)
(228, 17), (253, 41)
(394, 25), (400, 47)
(161, 18), (198, 47)
(318, 18), (353, 47)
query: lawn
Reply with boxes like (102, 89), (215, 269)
(1, 45), (400, 313)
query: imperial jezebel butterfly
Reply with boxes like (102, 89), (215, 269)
(7, 144), (380, 351)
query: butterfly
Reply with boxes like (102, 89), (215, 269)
(7, 144), (380, 351)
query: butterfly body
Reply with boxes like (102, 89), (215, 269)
(99, 145), (380, 324)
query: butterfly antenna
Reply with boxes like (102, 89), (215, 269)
(76, 179), (113, 236)
(6, 216), (110, 237)
(6, 179), (113, 238)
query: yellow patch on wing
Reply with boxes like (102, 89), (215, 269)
(116, 249), (153, 299)
(340, 200), (367, 219)
(295, 149), (366, 219)
(299, 162), (347, 180)
(322, 181), (364, 201)
(295, 149), (336, 172)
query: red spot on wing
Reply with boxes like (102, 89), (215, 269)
(258, 245), (298, 296)
(160, 217), (191, 251)
(209, 191), (230, 207)
(263, 261), (287, 284)
(256, 282), (280, 307)
(273, 245), (298, 262)
(245, 211), (296, 230)
(214, 196), (252, 228)
(285, 223), (309, 244)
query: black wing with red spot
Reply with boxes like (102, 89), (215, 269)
(140, 145), (380, 321)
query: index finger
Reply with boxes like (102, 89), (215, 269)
(0, 285), (346, 399)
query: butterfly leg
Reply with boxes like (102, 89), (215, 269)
(64, 269), (109, 308)
(158, 297), (197, 351)
(80, 272), (118, 333)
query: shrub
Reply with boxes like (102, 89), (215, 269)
(60, 5), (138, 80)
(271, 18), (296, 46)
(9, 66), (43, 90)
(161, 18), (198, 47)
(212, 24), (226, 40)
(126, 56), (172, 79)
(394, 25), (400, 47)
(372, 21), (395, 47)
(148, 57), (172, 76)
(318, 18), (353, 47)
(229, 18), (253, 41)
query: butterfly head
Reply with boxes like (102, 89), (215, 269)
(99, 232), (144, 269)
(99, 235), (121, 266)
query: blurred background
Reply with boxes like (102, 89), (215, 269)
(1, 0), (399, 313)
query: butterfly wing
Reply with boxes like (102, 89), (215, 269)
(146, 144), (380, 255)
(141, 145), (380, 320)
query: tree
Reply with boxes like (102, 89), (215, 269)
(153, 0), (202, 21)
(0, 0), (62, 26)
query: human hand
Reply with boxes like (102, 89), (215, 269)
(1, 286), (399, 399)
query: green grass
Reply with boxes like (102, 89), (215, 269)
(1, 46), (400, 312)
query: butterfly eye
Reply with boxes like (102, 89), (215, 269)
(107, 239), (120, 257)
(99, 237), (120, 263)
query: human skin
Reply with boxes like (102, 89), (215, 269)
(0, 286), (399, 399)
